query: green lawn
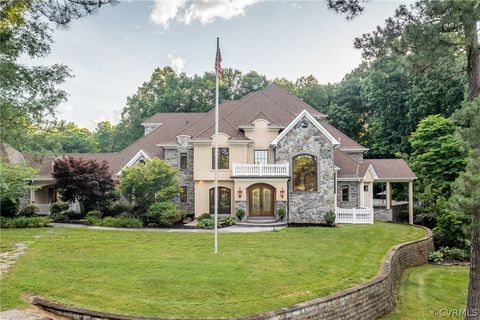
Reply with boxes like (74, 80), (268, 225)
(0, 228), (52, 252)
(0, 223), (424, 318)
(386, 265), (469, 319)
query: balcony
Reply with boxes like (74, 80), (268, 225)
(232, 163), (289, 177)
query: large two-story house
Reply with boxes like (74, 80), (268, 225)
(30, 83), (416, 224)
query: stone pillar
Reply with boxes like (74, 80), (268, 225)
(408, 181), (414, 225)
(386, 182), (392, 210)
(30, 189), (35, 203)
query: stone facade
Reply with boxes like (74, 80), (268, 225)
(344, 151), (364, 162)
(275, 116), (335, 224)
(336, 181), (359, 209)
(33, 227), (434, 320)
(164, 136), (195, 215)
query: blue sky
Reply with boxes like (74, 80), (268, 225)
(28, 0), (410, 129)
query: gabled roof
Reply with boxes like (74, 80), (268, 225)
(365, 159), (416, 181)
(270, 110), (340, 146)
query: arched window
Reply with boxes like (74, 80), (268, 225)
(209, 187), (231, 215)
(292, 155), (317, 192)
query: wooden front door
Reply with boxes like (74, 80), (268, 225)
(248, 184), (275, 216)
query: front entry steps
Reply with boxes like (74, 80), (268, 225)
(236, 216), (287, 227)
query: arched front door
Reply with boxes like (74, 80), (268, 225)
(248, 184), (275, 216)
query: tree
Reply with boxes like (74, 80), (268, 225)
(409, 115), (467, 198)
(53, 156), (114, 213)
(450, 99), (480, 318)
(0, 161), (37, 216)
(329, 0), (479, 313)
(23, 121), (97, 154)
(118, 159), (180, 212)
(0, 0), (114, 150)
(94, 121), (116, 152)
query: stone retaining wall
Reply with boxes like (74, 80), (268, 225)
(33, 226), (433, 320)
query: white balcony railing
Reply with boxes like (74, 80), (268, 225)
(335, 207), (374, 224)
(232, 163), (289, 177)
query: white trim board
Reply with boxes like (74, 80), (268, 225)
(270, 110), (340, 146)
(116, 149), (150, 176)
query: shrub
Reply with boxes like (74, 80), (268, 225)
(98, 216), (143, 228)
(324, 210), (336, 227)
(197, 218), (214, 229)
(147, 201), (184, 227)
(439, 247), (470, 262)
(49, 202), (69, 215)
(220, 217), (235, 227)
(86, 210), (102, 219)
(106, 200), (133, 217)
(50, 211), (70, 223)
(0, 216), (49, 228)
(64, 209), (84, 220)
(198, 213), (212, 222)
(18, 203), (39, 217)
(84, 216), (100, 226)
(277, 207), (286, 221)
(1, 198), (19, 217)
(235, 208), (245, 221)
(428, 250), (444, 264)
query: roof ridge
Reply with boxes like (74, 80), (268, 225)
(162, 109), (215, 143)
(268, 82), (326, 117)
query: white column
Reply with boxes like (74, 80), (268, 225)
(408, 181), (414, 225)
(386, 182), (392, 210)
(30, 188), (35, 203)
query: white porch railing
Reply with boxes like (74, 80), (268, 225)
(36, 201), (80, 215)
(335, 207), (374, 224)
(232, 163), (289, 177)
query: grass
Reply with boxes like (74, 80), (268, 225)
(386, 265), (469, 319)
(0, 228), (52, 252)
(0, 223), (424, 318)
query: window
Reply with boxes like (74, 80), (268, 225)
(292, 154), (317, 192)
(364, 185), (368, 192)
(180, 153), (187, 170)
(342, 185), (350, 202)
(254, 150), (268, 164)
(212, 148), (229, 169)
(209, 187), (231, 215)
(180, 186), (187, 203)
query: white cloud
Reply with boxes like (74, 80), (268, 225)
(150, 0), (261, 28)
(168, 54), (186, 73)
(150, 0), (186, 28)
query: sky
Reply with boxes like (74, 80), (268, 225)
(27, 0), (411, 130)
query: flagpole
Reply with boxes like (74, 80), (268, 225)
(214, 37), (219, 254)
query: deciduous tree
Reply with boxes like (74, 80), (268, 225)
(53, 157), (114, 213)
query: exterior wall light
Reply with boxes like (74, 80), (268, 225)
(237, 187), (243, 199)
(280, 187), (285, 199)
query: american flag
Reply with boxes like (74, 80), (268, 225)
(215, 38), (222, 80)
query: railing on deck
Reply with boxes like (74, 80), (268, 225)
(232, 163), (289, 177)
(36, 201), (80, 215)
(335, 207), (374, 224)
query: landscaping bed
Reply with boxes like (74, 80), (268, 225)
(0, 223), (425, 318)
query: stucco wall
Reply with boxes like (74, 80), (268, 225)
(275, 115), (335, 224)
(243, 119), (278, 163)
(194, 180), (235, 216)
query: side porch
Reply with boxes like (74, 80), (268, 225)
(29, 180), (79, 215)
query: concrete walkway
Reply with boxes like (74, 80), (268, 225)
(49, 223), (286, 233)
